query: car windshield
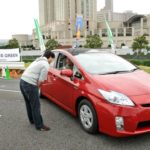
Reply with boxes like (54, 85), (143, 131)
(75, 53), (137, 75)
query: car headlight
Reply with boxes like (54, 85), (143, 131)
(98, 89), (135, 106)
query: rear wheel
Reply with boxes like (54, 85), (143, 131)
(78, 99), (98, 134)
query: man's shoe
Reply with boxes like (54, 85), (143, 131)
(37, 125), (50, 131)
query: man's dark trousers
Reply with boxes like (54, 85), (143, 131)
(20, 79), (44, 129)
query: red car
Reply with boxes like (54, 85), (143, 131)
(41, 48), (150, 137)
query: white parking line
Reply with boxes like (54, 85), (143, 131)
(0, 89), (20, 93)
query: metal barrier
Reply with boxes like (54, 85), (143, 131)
(0, 62), (25, 78)
(0, 62), (25, 70)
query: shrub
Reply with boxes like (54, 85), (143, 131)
(129, 59), (150, 66)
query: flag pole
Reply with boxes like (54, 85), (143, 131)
(104, 16), (116, 53)
(34, 19), (46, 55)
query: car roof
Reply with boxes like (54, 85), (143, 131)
(66, 48), (112, 55)
(52, 48), (113, 56)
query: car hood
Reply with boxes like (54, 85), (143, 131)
(93, 70), (150, 96)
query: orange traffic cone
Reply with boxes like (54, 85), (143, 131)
(10, 71), (13, 78)
(11, 70), (18, 78)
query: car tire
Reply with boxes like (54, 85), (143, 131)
(78, 99), (98, 134)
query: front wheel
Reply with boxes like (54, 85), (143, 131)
(78, 99), (98, 134)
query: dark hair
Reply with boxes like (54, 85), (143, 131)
(43, 50), (55, 59)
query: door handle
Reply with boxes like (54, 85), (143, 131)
(51, 74), (56, 78)
(52, 74), (58, 80)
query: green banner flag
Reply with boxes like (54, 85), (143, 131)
(5, 67), (10, 80)
(34, 19), (46, 53)
(104, 17), (114, 45)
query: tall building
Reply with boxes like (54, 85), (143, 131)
(96, 0), (149, 48)
(97, 0), (135, 23)
(104, 0), (113, 11)
(54, 0), (68, 21)
(39, 0), (54, 26)
(36, 0), (150, 48)
(97, 0), (114, 22)
(37, 0), (97, 45)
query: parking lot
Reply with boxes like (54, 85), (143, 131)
(1, 79), (150, 150)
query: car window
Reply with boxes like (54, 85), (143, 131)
(56, 53), (65, 70)
(56, 53), (73, 70)
(55, 53), (83, 80)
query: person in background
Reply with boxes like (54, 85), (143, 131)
(20, 50), (55, 131)
(2, 66), (6, 78)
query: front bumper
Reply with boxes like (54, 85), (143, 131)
(95, 95), (150, 137)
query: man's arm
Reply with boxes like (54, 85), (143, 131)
(37, 80), (44, 87)
(37, 66), (48, 87)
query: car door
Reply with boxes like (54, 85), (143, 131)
(42, 51), (59, 98)
(47, 53), (81, 110)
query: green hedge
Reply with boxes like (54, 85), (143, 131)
(120, 53), (150, 59)
(23, 59), (34, 63)
(129, 59), (150, 66)
(22, 56), (38, 63)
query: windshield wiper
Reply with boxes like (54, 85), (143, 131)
(100, 69), (138, 75)
(129, 68), (139, 72)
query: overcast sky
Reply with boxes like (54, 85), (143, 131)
(0, 0), (150, 39)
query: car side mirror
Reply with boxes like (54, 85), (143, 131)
(60, 69), (73, 78)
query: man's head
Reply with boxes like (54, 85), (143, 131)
(43, 50), (55, 64)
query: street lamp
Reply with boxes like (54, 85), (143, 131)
(19, 43), (22, 62)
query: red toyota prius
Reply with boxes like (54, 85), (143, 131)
(40, 48), (150, 137)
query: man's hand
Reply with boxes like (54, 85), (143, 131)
(37, 81), (44, 87)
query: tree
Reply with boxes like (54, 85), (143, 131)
(8, 38), (19, 48)
(84, 34), (103, 48)
(45, 39), (59, 50)
(146, 46), (150, 51)
(132, 35), (149, 54)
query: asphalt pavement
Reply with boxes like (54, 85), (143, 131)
(1, 79), (150, 150)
